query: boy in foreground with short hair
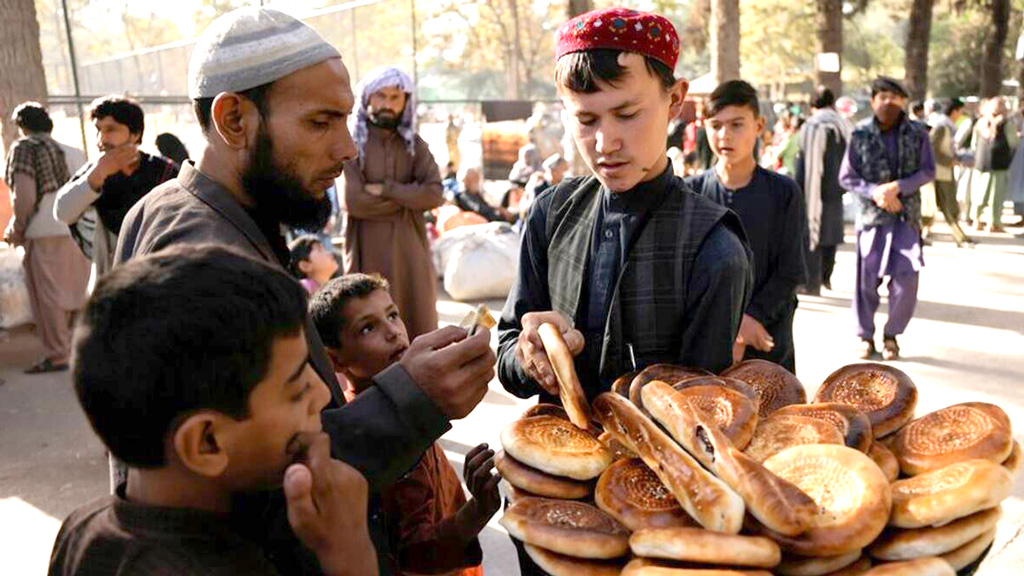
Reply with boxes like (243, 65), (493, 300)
(686, 80), (807, 372)
(310, 273), (500, 576)
(49, 245), (376, 576)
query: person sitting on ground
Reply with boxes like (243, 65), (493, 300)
(687, 80), (807, 373)
(454, 166), (516, 223)
(288, 234), (339, 294)
(48, 245), (376, 576)
(310, 273), (500, 576)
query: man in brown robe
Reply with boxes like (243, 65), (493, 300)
(341, 66), (443, 339)
(3, 103), (90, 373)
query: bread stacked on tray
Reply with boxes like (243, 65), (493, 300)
(497, 335), (1018, 575)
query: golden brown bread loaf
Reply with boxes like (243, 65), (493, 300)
(775, 549), (862, 576)
(620, 558), (774, 576)
(759, 444), (892, 557)
(868, 442), (900, 482)
(594, 458), (697, 531)
(598, 430), (638, 460)
(774, 403), (874, 453)
(591, 392), (746, 534)
(499, 497), (630, 559)
(538, 322), (592, 430)
(523, 544), (625, 576)
(815, 364), (917, 438)
(869, 506), (1001, 561)
(629, 364), (711, 408)
(671, 376), (761, 413)
(628, 527), (781, 568)
(891, 402), (1013, 476)
(819, 555), (872, 575)
(641, 381), (816, 537)
(494, 450), (593, 499)
(743, 414), (845, 463)
(1003, 439), (1022, 477)
(721, 360), (807, 417)
(501, 415), (612, 480)
(522, 403), (571, 421)
(889, 459), (1013, 528)
(937, 526), (996, 571)
(862, 557), (954, 575)
(612, 371), (640, 398)
(670, 384), (759, 449)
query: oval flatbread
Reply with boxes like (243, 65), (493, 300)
(538, 323), (591, 430)
(889, 459), (1013, 528)
(1003, 439), (1022, 477)
(629, 364), (711, 408)
(672, 375), (761, 411)
(869, 442), (900, 482)
(722, 359), (806, 417)
(499, 497), (630, 559)
(524, 543), (625, 576)
(891, 402), (1013, 476)
(672, 385), (759, 449)
(501, 415), (612, 480)
(621, 558), (774, 576)
(494, 450), (593, 499)
(774, 403), (874, 453)
(612, 371), (640, 398)
(595, 458), (697, 532)
(775, 549), (862, 576)
(821, 555), (872, 575)
(869, 506), (1001, 561)
(598, 431), (637, 460)
(760, 444), (892, 557)
(522, 403), (571, 421)
(815, 364), (917, 438)
(862, 557), (954, 576)
(743, 414), (845, 463)
(938, 526), (995, 571)
(629, 527), (781, 568)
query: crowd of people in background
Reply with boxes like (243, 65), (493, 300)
(1, 4), (1023, 576)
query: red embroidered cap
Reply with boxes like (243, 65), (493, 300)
(555, 7), (680, 70)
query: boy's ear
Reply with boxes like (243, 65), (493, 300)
(172, 413), (230, 478)
(324, 344), (347, 372)
(756, 114), (766, 135)
(298, 259), (314, 276)
(669, 79), (689, 119)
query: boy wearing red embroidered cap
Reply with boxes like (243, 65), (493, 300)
(497, 8), (753, 424)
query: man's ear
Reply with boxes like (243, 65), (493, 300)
(669, 79), (689, 119)
(211, 93), (261, 150)
(171, 412), (230, 478)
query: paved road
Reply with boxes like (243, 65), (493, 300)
(1, 222), (1022, 575)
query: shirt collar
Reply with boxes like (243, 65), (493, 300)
(603, 161), (674, 214)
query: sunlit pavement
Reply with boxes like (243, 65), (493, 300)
(1, 221), (1022, 575)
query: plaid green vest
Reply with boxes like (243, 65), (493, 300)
(545, 176), (734, 383)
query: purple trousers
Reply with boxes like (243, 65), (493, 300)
(854, 221), (923, 340)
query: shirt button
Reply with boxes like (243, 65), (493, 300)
(604, 229), (614, 239)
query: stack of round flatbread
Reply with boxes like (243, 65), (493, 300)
(496, 361), (1017, 575)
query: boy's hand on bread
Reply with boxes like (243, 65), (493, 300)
(284, 433), (377, 576)
(515, 311), (585, 395)
(399, 326), (496, 420)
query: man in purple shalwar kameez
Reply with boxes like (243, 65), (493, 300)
(839, 77), (935, 360)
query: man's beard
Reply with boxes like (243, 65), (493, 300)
(369, 109), (401, 130)
(241, 126), (333, 231)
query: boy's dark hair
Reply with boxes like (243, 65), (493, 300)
(288, 235), (322, 279)
(73, 245), (308, 468)
(944, 98), (964, 116)
(12, 102), (53, 134)
(810, 86), (836, 110)
(309, 273), (391, 349)
(871, 76), (909, 99)
(707, 80), (761, 119)
(89, 95), (145, 139)
(909, 100), (925, 117)
(155, 132), (190, 164)
(193, 82), (273, 132)
(554, 49), (675, 94)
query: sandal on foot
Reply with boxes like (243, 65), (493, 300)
(25, 359), (69, 374)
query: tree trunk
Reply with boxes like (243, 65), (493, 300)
(711, 0), (741, 84)
(567, 0), (592, 18)
(816, 0), (843, 96)
(979, 0), (1010, 98)
(903, 0), (934, 101)
(0, 0), (49, 157)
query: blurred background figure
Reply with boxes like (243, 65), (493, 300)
(154, 132), (190, 165)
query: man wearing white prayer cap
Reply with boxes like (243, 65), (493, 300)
(113, 7), (495, 574)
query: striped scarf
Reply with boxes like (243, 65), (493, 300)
(351, 66), (417, 165)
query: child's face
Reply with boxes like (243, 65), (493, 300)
(560, 53), (686, 192)
(331, 289), (410, 384)
(217, 331), (332, 490)
(300, 243), (339, 279)
(706, 105), (764, 164)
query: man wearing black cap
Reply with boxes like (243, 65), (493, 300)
(839, 77), (935, 361)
